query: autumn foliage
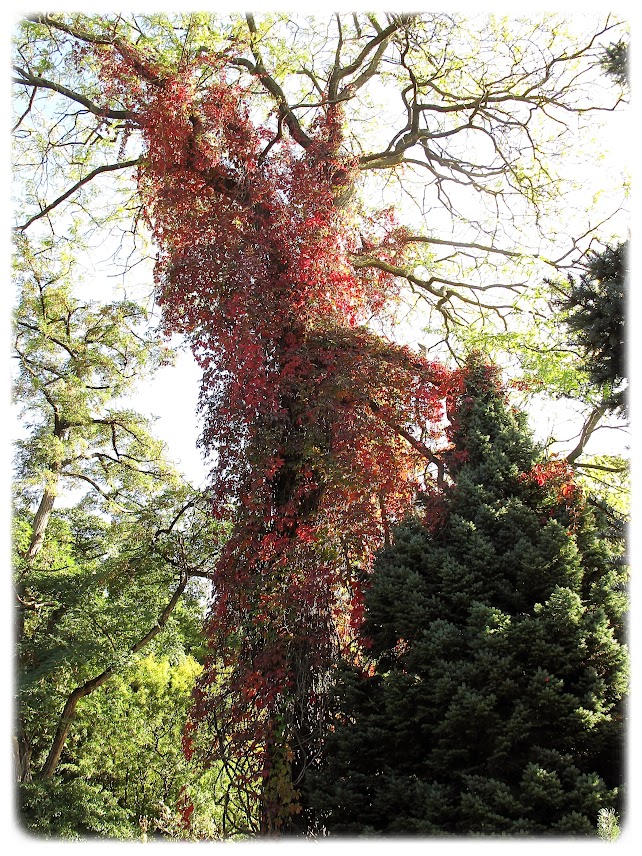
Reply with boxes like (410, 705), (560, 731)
(95, 48), (458, 829)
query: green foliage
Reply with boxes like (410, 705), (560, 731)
(553, 242), (627, 414)
(75, 654), (202, 802)
(18, 654), (238, 840)
(12, 232), (230, 838)
(14, 486), (231, 838)
(13, 234), (177, 512)
(597, 807), (620, 841)
(19, 778), (133, 840)
(14, 487), (221, 767)
(600, 40), (628, 88)
(12, 12), (629, 840)
(307, 356), (628, 835)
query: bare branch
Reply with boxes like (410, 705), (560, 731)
(400, 233), (556, 267)
(12, 84), (36, 133)
(14, 157), (143, 232)
(565, 402), (610, 464)
(12, 65), (136, 121)
(352, 254), (523, 316)
(63, 472), (140, 512)
(574, 460), (628, 473)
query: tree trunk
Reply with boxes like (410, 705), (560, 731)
(13, 725), (32, 784)
(565, 401), (610, 464)
(256, 393), (330, 835)
(24, 484), (58, 562)
(23, 418), (70, 562)
(17, 464), (61, 780)
(39, 686), (85, 779)
(39, 571), (188, 779)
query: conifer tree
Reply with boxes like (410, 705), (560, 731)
(554, 241), (628, 414)
(307, 357), (628, 835)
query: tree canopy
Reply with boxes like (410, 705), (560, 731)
(11, 219), (236, 833)
(12, 11), (629, 840)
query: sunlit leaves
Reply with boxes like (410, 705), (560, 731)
(13, 235), (178, 511)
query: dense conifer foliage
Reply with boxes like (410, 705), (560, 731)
(555, 242), (627, 414)
(307, 357), (627, 835)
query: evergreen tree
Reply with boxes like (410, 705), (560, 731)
(307, 357), (628, 836)
(555, 241), (627, 414)
(600, 39), (628, 88)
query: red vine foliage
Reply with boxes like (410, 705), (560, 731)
(519, 459), (582, 529)
(97, 49), (457, 830)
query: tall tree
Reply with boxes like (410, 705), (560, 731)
(12, 235), (225, 824)
(12, 13), (629, 832)
(12, 235), (176, 541)
(307, 356), (627, 834)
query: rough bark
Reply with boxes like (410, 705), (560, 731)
(24, 483), (58, 563)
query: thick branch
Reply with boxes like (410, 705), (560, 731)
(25, 14), (166, 87)
(565, 402), (610, 465)
(26, 13), (125, 47)
(244, 14), (312, 149)
(352, 255), (518, 320)
(39, 569), (188, 779)
(22, 416), (70, 562)
(14, 157), (143, 232)
(367, 398), (445, 487)
(153, 499), (197, 539)
(23, 484), (58, 563)
(12, 65), (136, 121)
(328, 16), (411, 102)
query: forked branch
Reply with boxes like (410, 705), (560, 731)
(14, 157), (143, 232)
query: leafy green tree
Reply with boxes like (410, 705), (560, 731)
(14, 491), (218, 778)
(15, 233), (175, 777)
(12, 235), (175, 556)
(12, 235), (236, 838)
(78, 653), (260, 839)
(307, 356), (627, 835)
(18, 653), (233, 840)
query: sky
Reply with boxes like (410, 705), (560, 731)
(126, 343), (208, 486)
(6, 7), (633, 493)
(4, 5), (639, 850)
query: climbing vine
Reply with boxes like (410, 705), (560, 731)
(94, 47), (457, 831)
